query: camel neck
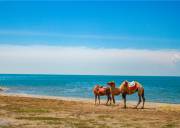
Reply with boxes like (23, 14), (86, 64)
(110, 86), (116, 90)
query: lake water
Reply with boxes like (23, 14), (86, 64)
(0, 74), (180, 104)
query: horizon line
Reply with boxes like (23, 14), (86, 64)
(0, 73), (179, 77)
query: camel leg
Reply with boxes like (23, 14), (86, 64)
(106, 95), (109, 105)
(98, 95), (100, 104)
(106, 94), (112, 105)
(135, 93), (142, 109)
(109, 95), (112, 105)
(95, 95), (97, 105)
(141, 90), (145, 109)
(112, 94), (115, 104)
(122, 93), (126, 108)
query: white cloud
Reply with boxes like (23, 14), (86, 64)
(0, 45), (180, 76)
(172, 54), (180, 64)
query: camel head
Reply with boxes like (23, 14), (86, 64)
(107, 81), (115, 88)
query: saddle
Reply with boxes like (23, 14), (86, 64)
(125, 81), (138, 94)
(98, 87), (106, 93)
(98, 86), (110, 94)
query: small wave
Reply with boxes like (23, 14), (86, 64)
(0, 87), (9, 91)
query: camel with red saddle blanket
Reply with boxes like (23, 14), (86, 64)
(93, 85), (111, 105)
(107, 81), (145, 109)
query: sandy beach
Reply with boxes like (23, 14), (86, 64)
(0, 93), (179, 128)
(1, 0), (180, 128)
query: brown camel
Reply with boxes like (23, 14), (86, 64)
(93, 85), (111, 105)
(107, 81), (145, 109)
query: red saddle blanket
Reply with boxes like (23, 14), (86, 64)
(128, 84), (138, 91)
(98, 87), (106, 94)
(124, 82), (138, 94)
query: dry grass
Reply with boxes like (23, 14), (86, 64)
(0, 95), (179, 128)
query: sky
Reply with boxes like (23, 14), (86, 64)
(0, 1), (180, 76)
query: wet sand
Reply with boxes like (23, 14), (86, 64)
(0, 93), (180, 128)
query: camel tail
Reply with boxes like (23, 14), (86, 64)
(142, 88), (144, 97)
(93, 85), (99, 95)
(142, 87), (145, 101)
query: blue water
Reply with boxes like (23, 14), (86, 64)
(0, 74), (180, 104)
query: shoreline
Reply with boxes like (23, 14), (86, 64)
(0, 92), (94, 103)
(1, 92), (180, 107)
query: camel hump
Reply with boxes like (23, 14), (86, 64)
(134, 81), (143, 88)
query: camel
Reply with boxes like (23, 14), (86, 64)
(107, 81), (145, 109)
(93, 85), (111, 105)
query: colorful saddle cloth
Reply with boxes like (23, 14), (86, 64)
(125, 81), (138, 94)
(98, 87), (107, 94)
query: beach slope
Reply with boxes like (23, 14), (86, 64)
(0, 94), (180, 128)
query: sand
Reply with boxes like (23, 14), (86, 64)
(0, 93), (179, 128)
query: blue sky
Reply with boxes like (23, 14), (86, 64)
(0, 1), (180, 75)
(0, 1), (180, 49)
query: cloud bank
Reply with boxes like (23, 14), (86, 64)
(0, 45), (180, 76)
